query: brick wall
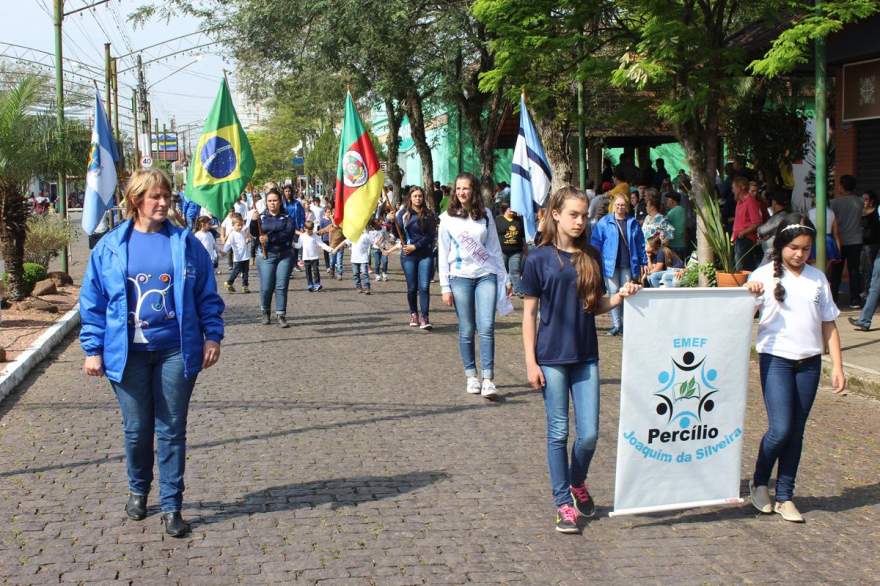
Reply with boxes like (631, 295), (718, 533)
(832, 71), (857, 195)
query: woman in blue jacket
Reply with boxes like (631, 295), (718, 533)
(80, 168), (224, 538)
(396, 185), (438, 329)
(590, 193), (647, 335)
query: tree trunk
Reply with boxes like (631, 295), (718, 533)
(0, 183), (28, 301)
(459, 86), (507, 182)
(404, 89), (433, 194)
(678, 113), (721, 272)
(538, 115), (573, 194)
(383, 97), (404, 205)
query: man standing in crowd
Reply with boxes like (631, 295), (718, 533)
(830, 174), (864, 307)
(731, 176), (762, 271)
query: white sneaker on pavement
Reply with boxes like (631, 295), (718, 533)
(480, 379), (498, 399)
(466, 377), (481, 394)
(774, 500), (804, 523)
(749, 480), (772, 514)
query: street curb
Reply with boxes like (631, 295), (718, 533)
(0, 304), (80, 404)
(822, 356), (880, 401)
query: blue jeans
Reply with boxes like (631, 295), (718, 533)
(449, 274), (497, 379)
(605, 266), (632, 329)
(330, 249), (345, 277)
(857, 253), (880, 326)
(371, 248), (389, 275)
(226, 260), (249, 287)
(648, 269), (679, 288)
(503, 251), (523, 294)
(352, 262), (370, 290)
(110, 349), (197, 513)
(753, 353), (821, 502)
(541, 361), (600, 507)
(401, 253), (433, 316)
(257, 250), (293, 315)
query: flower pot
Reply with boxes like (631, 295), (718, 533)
(716, 271), (750, 287)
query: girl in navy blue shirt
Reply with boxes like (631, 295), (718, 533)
(520, 186), (640, 534)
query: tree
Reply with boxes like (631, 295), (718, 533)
(0, 76), (88, 300)
(305, 128), (338, 190)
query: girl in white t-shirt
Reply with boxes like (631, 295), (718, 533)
(744, 213), (845, 523)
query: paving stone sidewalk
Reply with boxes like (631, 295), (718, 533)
(0, 256), (878, 585)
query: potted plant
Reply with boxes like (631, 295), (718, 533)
(693, 193), (750, 287)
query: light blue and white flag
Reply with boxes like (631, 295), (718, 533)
(81, 93), (118, 235)
(510, 94), (551, 243)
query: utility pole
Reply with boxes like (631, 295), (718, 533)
(577, 80), (586, 190)
(136, 54), (152, 159)
(104, 43), (112, 124)
(112, 58), (119, 143)
(53, 0), (68, 273)
(814, 0), (828, 272)
(132, 90), (140, 165)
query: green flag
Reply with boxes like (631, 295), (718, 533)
(185, 78), (255, 218)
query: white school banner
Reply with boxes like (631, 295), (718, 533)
(611, 288), (754, 516)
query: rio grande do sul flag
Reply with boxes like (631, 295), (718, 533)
(185, 78), (255, 219)
(334, 93), (383, 241)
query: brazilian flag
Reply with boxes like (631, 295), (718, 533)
(185, 78), (255, 219)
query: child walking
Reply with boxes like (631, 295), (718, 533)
(194, 216), (219, 270)
(745, 214), (845, 523)
(223, 213), (250, 293)
(337, 230), (373, 294)
(296, 220), (334, 291)
(520, 186), (640, 534)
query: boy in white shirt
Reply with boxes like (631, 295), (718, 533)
(337, 231), (373, 294)
(296, 220), (334, 291)
(222, 214), (251, 293)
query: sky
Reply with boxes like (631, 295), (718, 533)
(1, 0), (241, 141)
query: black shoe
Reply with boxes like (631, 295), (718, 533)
(277, 314), (289, 328)
(261, 311), (271, 325)
(570, 485), (596, 518)
(161, 512), (191, 538)
(125, 494), (147, 521)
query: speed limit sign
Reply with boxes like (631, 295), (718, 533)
(141, 156), (153, 168)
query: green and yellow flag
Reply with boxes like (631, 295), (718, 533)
(185, 78), (255, 218)
(334, 93), (383, 241)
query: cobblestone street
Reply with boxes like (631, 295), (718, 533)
(1, 260), (879, 585)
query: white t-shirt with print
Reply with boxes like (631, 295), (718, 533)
(750, 262), (840, 360)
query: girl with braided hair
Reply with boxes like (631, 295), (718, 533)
(744, 213), (845, 523)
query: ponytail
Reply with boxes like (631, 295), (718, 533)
(772, 249), (786, 302)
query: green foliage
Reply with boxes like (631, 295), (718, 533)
(750, 1), (879, 77)
(693, 193), (735, 274)
(24, 212), (74, 268)
(677, 260), (717, 288)
(248, 129), (297, 186)
(3, 263), (47, 297)
(304, 129), (338, 190)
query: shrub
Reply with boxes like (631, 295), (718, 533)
(3, 263), (47, 297)
(677, 260), (716, 288)
(25, 212), (74, 268)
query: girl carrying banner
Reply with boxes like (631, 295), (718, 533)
(745, 214), (845, 522)
(438, 173), (513, 400)
(520, 186), (640, 534)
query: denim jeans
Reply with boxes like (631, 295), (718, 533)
(304, 259), (321, 289)
(400, 253), (433, 316)
(257, 250), (293, 315)
(371, 248), (389, 275)
(226, 260), (249, 287)
(449, 273), (497, 379)
(352, 262), (370, 290)
(110, 349), (197, 513)
(857, 253), (880, 326)
(541, 361), (600, 507)
(604, 266), (632, 329)
(830, 243), (863, 304)
(753, 353), (821, 502)
(648, 269), (679, 288)
(330, 249), (345, 277)
(503, 251), (523, 294)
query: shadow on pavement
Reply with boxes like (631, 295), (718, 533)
(186, 470), (450, 527)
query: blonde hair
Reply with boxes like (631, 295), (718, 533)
(607, 193), (631, 215)
(123, 168), (173, 220)
(540, 186), (604, 312)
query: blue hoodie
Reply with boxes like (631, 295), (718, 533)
(590, 214), (648, 278)
(285, 199), (305, 231)
(79, 219), (225, 382)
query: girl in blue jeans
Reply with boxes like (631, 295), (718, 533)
(80, 169), (224, 538)
(744, 214), (845, 523)
(396, 186), (437, 328)
(521, 186), (640, 534)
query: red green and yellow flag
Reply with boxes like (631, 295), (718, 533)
(334, 93), (384, 240)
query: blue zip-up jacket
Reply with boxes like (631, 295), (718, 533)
(182, 198), (201, 227)
(590, 214), (648, 278)
(79, 219), (225, 382)
(395, 208), (437, 255)
(284, 199), (305, 230)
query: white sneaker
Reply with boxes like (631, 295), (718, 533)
(749, 480), (772, 514)
(480, 379), (498, 399)
(382, 273), (388, 281)
(466, 377), (481, 394)
(774, 500), (804, 523)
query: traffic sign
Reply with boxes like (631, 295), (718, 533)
(141, 156), (153, 168)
